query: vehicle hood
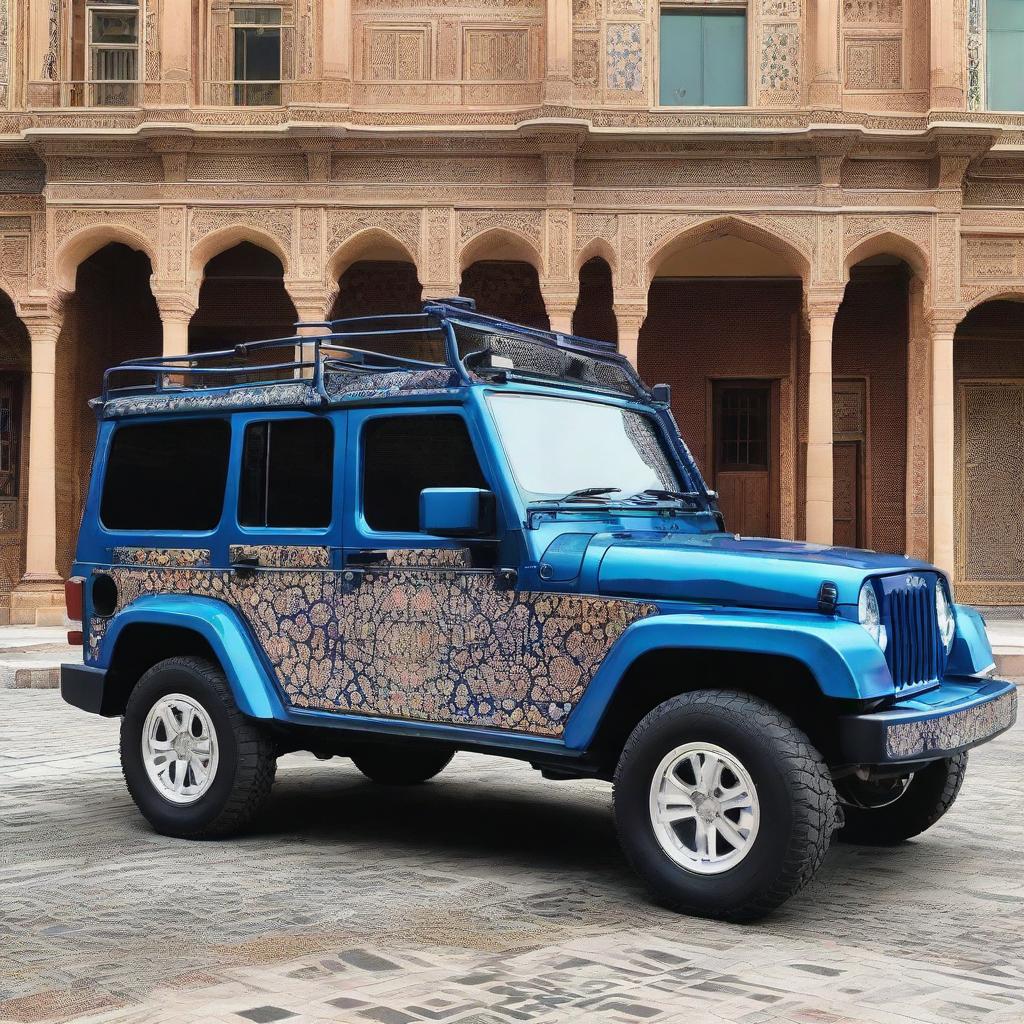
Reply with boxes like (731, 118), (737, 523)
(595, 532), (935, 611)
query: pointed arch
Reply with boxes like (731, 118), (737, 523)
(574, 236), (617, 277)
(961, 287), (1024, 316)
(458, 226), (543, 274)
(327, 227), (418, 285)
(54, 225), (157, 292)
(188, 224), (291, 283)
(844, 230), (930, 282)
(645, 215), (811, 288)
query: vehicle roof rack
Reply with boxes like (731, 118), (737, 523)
(99, 299), (647, 407)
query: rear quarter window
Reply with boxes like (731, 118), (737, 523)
(100, 419), (231, 531)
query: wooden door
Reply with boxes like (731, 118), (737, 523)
(832, 379), (867, 548)
(713, 382), (772, 537)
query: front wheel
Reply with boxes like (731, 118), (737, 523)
(121, 656), (277, 838)
(613, 691), (838, 922)
(836, 754), (967, 845)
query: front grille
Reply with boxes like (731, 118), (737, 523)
(883, 576), (946, 690)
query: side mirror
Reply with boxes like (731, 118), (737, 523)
(650, 383), (671, 405)
(419, 488), (496, 537)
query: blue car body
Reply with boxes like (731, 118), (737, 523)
(61, 301), (1017, 777)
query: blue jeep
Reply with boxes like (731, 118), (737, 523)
(60, 298), (1017, 921)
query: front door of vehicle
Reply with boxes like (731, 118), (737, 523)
(327, 406), (649, 739)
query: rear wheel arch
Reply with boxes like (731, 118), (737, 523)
(585, 647), (850, 776)
(104, 623), (222, 716)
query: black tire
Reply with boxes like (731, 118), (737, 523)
(120, 656), (277, 838)
(836, 753), (967, 845)
(350, 742), (455, 785)
(613, 690), (838, 922)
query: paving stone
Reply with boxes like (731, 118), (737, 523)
(1, 690), (1023, 1024)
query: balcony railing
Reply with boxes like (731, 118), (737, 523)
(56, 79), (141, 108)
(201, 79), (298, 106)
(351, 78), (544, 107)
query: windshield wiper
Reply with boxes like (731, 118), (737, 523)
(551, 486), (622, 503)
(637, 488), (703, 503)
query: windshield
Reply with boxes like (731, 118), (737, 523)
(487, 393), (686, 502)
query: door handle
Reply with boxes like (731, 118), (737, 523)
(229, 554), (261, 577)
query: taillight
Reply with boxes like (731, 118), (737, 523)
(65, 576), (84, 646)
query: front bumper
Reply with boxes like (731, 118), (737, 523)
(837, 677), (1017, 764)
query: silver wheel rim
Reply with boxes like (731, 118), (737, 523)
(141, 693), (219, 805)
(648, 741), (760, 875)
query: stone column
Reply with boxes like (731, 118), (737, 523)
(154, 292), (197, 357)
(930, 0), (964, 109)
(160, 0), (192, 104)
(805, 294), (841, 546)
(545, 0), (574, 104)
(809, 0), (841, 108)
(542, 282), (578, 336)
(11, 314), (64, 624)
(322, 0), (353, 103)
(930, 317), (959, 576)
(613, 302), (647, 368)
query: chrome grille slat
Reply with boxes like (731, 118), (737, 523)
(884, 577), (946, 690)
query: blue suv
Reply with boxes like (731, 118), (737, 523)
(61, 299), (1017, 921)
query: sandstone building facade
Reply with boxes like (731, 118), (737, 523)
(1, 0), (1023, 621)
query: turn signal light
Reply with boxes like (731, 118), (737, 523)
(65, 576), (84, 646)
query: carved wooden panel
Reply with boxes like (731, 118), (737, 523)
(844, 36), (902, 90)
(956, 382), (1024, 595)
(366, 25), (430, 80)
(462, 28), (529, 80)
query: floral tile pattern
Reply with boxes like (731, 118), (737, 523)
(606, 24), (644, 92)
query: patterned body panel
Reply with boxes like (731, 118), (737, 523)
(90, 547), (656, 737)
(111, 547), (212, 567)
(885, 689), (1017, 760)
(228, 545), (333, 568)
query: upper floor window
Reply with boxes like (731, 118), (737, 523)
(987, 0), (1024, 110)
(233, 7), (282, 105)
(84, 0), (140, 106)
(659, 6), (747, 106)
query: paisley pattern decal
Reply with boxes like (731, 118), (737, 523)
(99, 368), (457, 418)
(885, 689), (1017, 760)
(88, 550), (657, 737)
(383, 547), (473, 568)
(229, 544), (333, 569)
(111, 547), (211, 568)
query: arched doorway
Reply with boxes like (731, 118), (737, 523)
(55, 243), (161, 577)
(189, 242), (298, 383)
(0, 291), (29, 621)
(572, 256), (617, 344)
(329, 260), (422, 320)
(831, 256), (914, 553)
(954, 298), (1024, 604)
(639, 230), (805, 538)
(460, 260), (549, 329)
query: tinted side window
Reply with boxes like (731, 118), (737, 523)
(101, 419), (230, 531)
(362, 415), (488, 532)
(239, 418), (333, 527)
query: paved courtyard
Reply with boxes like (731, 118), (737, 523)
(1, 691), (1023, 1024)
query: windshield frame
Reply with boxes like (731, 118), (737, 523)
(482, 386), (709, 512)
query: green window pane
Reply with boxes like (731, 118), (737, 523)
(987, 28), (1024, 111)
(987, 0), (1024, 31)
(659, 9), (746, 107)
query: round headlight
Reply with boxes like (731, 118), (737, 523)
(935, 583), (955, 653)
(858, 582), (887, 651)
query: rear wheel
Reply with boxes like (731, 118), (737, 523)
(350, 742), (455, 785)
(836, 754), (967, 845)
(121, 656), (277, 838)
(613, 690), (838, 922)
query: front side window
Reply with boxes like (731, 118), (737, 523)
(487, 394), (682, 502)
(233, 7), (282, 105)
(87, 1), (140, 106)
(659, 7), (747, 106)
(987, 0), (1024, 110)
(362, 415), (488, 533)
(238, 418), (333, 528)
(101, 419), (230, 531)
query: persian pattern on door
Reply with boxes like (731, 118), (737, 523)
(955, 381), (1024, 604)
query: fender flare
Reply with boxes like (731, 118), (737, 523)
(563, 611), (892, 750)
(96, 595), (286, 720)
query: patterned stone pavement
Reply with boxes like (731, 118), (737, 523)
(2, 691), (1023, 1024)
